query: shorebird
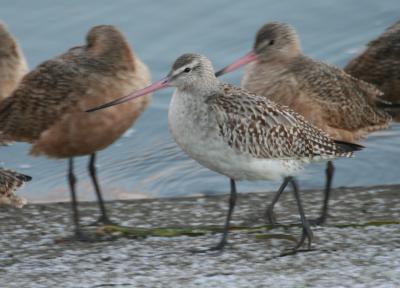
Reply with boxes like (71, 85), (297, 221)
(88, 53), (362, 251)
(0, 25), (151, 239)
(345, 20), (400, 121)
(215, 22), (390, 225)
(0, 21), (28, 101)
(0, 168), (31, 208)
(0, 22), (30, 208)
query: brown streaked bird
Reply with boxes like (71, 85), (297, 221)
(0, 21), (28, 101)
(0, 168), (31, 208)
(215, 22), (390, 225)
(345, 20), (400, 121)
(0, 22), (30, 208)
(87, 53), (363, 252)
(0, 25), (151, 239)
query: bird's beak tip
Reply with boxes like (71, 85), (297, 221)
(215, 51), (257, 77)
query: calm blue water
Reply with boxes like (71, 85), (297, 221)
(0, 0), (399, 202)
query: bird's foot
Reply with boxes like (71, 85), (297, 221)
(189, 240), (228, 254)
(278, 226), (313, 256)
(293, 224), (314, 251)
(70, 229), (97, 242)
(278, 248), (317, 257)
(54, 228), (96, 244)
(308, 215), (327, 226)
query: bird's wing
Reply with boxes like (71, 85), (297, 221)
(209, 83), (353, 160)
(0, 58), (86, 142)
(344, 22), (400, 98)
(291, 57), (390, 130)
(0, 168), (31, 208)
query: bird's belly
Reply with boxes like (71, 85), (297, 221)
(196, 145), (304, 181)
(31, 95), (150, 158)
(169, 113), (303, 181)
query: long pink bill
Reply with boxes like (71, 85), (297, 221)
(214, 51), (257, 77)
(86, 78), (169, 112)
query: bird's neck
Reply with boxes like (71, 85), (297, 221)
(179, 78), (220, 100)
(247, 56), (290, 81)
(171, 82), (220, 117)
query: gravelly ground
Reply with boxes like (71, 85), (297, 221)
(1, 185), (400, 288)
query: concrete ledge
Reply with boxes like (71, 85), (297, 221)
(1, 185), (400, 287)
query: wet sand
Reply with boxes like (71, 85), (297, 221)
(1, 185), (400, 288)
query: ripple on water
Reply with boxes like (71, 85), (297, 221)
(0, 0), (399, 202)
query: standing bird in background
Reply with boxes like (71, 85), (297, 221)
(0, 25), (151, 239)
(0, 21), (30, 209)
(345, 20), (400, 121)
(215, 22), (390, 225)
(0, 21), (28, 101)
(87, 53), (362, 251)
(0, 168), (31, 208)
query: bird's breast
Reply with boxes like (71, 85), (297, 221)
(168, 92), (216, 155)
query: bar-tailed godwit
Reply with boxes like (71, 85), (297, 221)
(0, 25), (151, 239)
(88, 53), (363, 251)
(215, 22), (390, 225)
(0, 22), (30, 208)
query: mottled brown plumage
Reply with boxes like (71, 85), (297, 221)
(0, 25), (150, 157)
(0, 25), (151, 236)
(209, 83), (357, 160)
(345, 21), (400, 121)
(0, 21), (28, 102)
(0, 168), (31, 208)
(242, 22), (390, 143)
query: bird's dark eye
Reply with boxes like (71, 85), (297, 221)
(269, 39), (275, 45)
(184, 67), (191, 73)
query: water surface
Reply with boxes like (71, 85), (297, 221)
(0, 0), (399, 202)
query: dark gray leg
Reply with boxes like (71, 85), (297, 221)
(311, 161), (334, 225)
(210, 178), (237, 251)
(68, 158), (84, 238)
(88, 153), (113, 224)
(265, 177), (291, 225)
(290, 178), (313, 250)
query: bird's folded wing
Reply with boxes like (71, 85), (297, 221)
(210, 83), (350, 160)
(292, 58), (390, 130)
(0, 59), (85, 142)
